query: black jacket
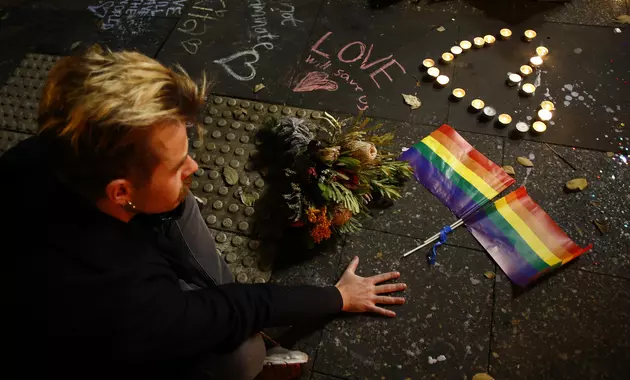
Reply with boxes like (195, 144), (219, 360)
(1, 136), (343, 379)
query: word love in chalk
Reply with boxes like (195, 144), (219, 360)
(310, 32), (407, 89)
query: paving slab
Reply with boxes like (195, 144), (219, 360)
(314, 229), (495, 379)
(490, 269), (630, 380)
(286, 0), (457, 126)
(361, 120), (504, 251)
(157, 0), (324, 104)
(503, 138), (630, 279)
(310, 372), (345, 380)
(449, 18), (630, 151)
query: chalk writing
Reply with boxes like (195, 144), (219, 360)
(293, 72), (339, 92)
(277, 3), (303, 27)
(181, 38), (202, 55)
(214, 50), (261, 81)
(333, 69), (363, 92)
(178, 19), (207, 36)
(175, 0), (228, 57)
(88, 0), (190, 34)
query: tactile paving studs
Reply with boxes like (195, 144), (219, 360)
(206, 215), (217, 225)
(215, 232), (228, 243)
(210, 229), (274, 283)
(227, 99), (237, 107)
(236, 273), (248, 283)
(203, 183), (214, 193)
(0, 130), (29, 156)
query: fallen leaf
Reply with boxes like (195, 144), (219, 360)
(593, 219), (609, 234)
(253, 83), (265, 93)
(558, 353), (569, 361)
(517, 156), (534, 167)
(70, 41), (82, 50)
(606, 151), (614, 157)
(565, 177), (588, 191)
(615, 15), (630, 24)
(223, 166), (239, 186)
(590, 201), (601, 207)
(472, 373), (494, 380)
(491, 352), (500, 359)
(436, 26), (446, 32)
(502, 165), (515, 176)
(0, 11), (9, 20)
(511, 319), (521, 326)
(402, 94), (421, 110)
(375, 251), (383, 259)
(484, 271), (496, 279)
(240, 192), (257, 207)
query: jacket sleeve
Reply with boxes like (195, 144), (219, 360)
(117, 267), (343, 360)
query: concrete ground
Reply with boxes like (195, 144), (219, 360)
(1, 0), (629, 379)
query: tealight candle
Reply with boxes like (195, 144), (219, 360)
(515, 122), (530, 133)
(441, 52), (454, 63)
(530, 56), (543, 67)
(459, 40), (472, 50)
(540, 100), (555, 111)
(537, 109), (553, 121)
(473, 37), (485, 48)
(483, 106), (497, 119)
(535, 46), (549, 57)
(519, 64), (533, 76)
(422, 58), (435, 69)
(483, 35), (496, 44)
(499, 28), (512, 39)
(524, 29), (537, 41)
(452, 88), (466, 100)
(450, 46), (463, 55)
(427, 67), (440, 78)
(436, 75), (450, 86)
(521, 83), (536, 95)
(507, 73), (522, 86)
(498, 113), (512, 126)
(471, 98), (485, 111)
(532, 121), (547, 133)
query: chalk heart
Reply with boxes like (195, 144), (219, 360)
(213, 50), (260, 82)
(293, 71), (339, 93)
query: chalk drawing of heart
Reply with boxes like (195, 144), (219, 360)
(214, 50), (260, 82)
(88, 1), (114, 19)
(181, 39), (202, 55)
(293, 72), (339, 93)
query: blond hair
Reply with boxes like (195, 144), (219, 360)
(39, 45), (206, 200)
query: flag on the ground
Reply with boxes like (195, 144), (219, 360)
(400, 124), (515, 219)
(466, 187), (593, 286)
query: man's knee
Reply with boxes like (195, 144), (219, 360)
(196, 334), (266, 380)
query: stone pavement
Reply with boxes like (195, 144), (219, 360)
(1, 0), (629, 379)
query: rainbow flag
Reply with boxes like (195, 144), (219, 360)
(400, 125), (515, 219)
(466, 187), (593, 286)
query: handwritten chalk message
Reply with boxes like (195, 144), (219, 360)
(88, 0), (189, 33)
(176, 0), (228, 55)
(295, 31), (407, 112)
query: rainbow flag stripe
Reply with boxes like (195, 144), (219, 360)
(466, 187), (593, 286)
(400, 125), (515, 219)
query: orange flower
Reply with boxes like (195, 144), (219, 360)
(306, 207), (319, 223)
(310, 207), (332, 243)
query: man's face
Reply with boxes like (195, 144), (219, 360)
(132, 121), (198, 214)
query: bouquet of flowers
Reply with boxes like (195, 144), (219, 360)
(265, 113), (413, 245)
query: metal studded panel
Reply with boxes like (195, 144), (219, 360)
(0, 54), (61, 135)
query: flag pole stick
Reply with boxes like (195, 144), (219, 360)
(402, 218), (464, 258)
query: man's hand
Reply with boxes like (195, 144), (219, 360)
(334, 256), (407, 317)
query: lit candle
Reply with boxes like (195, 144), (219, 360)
(524, 29), (537, 41)
(441, 52), (454, 63)
(540, 100), (555, 111)
(483, 35), (496, 45)
(530, 56), (543, 67)
(537, 109), (553, 121)
(459, 40), (472, 50)
(521, 83), (536, 96)
(473, 37), (485, 48)
(427, 67), (440, 78)
(452, 88), (466, 100)
(519, 64), (533, 76)
(471, 98), (485, 111)
(515, 122), (530, 133)
(532, 121), (547, 133)
(450, 46), (463, 56)
(500, 28), (512, 39)
(498, 113), (512, 126)
(483, 106), (497, 119)
(535, 46), (549, 57)
(436, 75), (450, 86)
(507, 73), (522, 86)
(422, 58), (435, 69)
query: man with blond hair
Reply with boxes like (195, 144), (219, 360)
(2, 46), (406, 379)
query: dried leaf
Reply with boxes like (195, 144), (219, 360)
(472, 373), (494, 380)
(565, 177), (588, 191)
(223, 166), (239, 186)
(593, 219), (609, 234)
(253, 83), (265, 93)
(517, 157), (534, 167)
(436, 26), (446, 32)
(240, 192), (257, 207)
(606, 151), (614, 157)
(484, 271), (496, 279)
(0, 12), (9, 20)
(590, 201), (601, 207)
(402, 94), (421, 110)
(70, 41), (82, 50)
(491, 352), (499, 359)
(615, 15), (630, 24)
(375, 251), (383, 259)
(502, 165), (515, 176)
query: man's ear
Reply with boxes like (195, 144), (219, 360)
(104, 179), (133, 207)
